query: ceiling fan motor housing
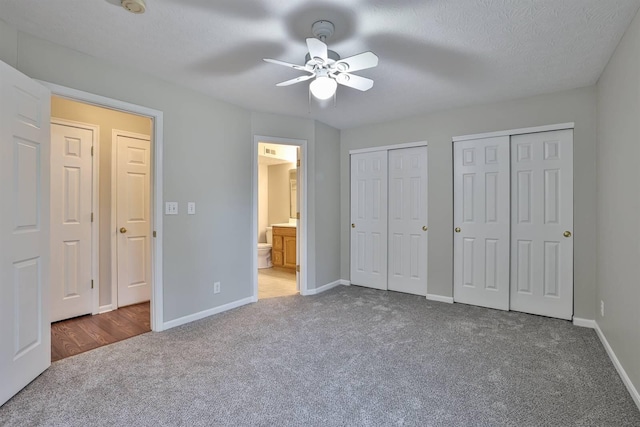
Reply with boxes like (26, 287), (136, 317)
(305, 50), (340, 66)
(312, 20), (335, 40)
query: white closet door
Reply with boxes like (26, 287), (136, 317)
(388, 146), (428, 296)
(510, 130), (573, 320)
(453, 136), (510, 310)
(350, 151), (388, 290)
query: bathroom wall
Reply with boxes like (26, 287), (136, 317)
(51, 96), (152, 308)
(258, 163), (269, 242)
(268, 162), (296, 225)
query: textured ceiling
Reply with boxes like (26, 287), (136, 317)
(1, 0), (639, 129)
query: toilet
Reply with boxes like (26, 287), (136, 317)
(257, 226), (273, 269)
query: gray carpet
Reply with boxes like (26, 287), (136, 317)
(1, 285), (639, 426)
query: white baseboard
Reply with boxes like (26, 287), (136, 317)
(162, 296), (254, 330)
(572, 317), (596, 328)
(426, 294), (454, 304)
(594, 321), (640, 411)
(305, 279), (345, 296)
(339, 279), (351, 286)
(98, 304), (114, 314)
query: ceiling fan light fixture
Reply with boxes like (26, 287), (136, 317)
(121, 0), (146, 14)
(310, 76), (337, 100)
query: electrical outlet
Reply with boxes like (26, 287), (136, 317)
(214, 281), (221, 294)
(187, 202), (196, 215)
(165, 202), (178, 215)
(600, 300), (605, 317)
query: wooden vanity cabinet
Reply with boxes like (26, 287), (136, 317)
(272, 226), (296, 270)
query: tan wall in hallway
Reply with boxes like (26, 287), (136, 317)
(51, 96), (152, 308)
(268, 162), (295, 226)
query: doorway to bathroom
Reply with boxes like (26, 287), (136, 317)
(252, 136), (307, 300)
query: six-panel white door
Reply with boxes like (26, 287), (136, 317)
(115, 131), (152, 307)
(510, 130), (573, 320)
(0, 60), (51, 406)
(50, 122), (94, 322)
(350, 151), (388, 290)
(388, 146), (428, 296)
(453, 136), (510, 310)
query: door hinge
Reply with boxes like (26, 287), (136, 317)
(153, 230), (157, 238)
(91, 146), (94, 156)
(91, 212), (94, 222)
(296, 159), (300, 167)
(296, 212), (300, 220)
(91, 279), (94, 289)
(296, 265), (300, 272)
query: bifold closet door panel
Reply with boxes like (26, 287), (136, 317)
(350, 151), (388, 290)
(453, 136), (510, 310)
(387, 146), (428, 296)
(510, 130), (573, 320)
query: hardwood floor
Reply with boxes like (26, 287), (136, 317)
(51, 302), (150, 362)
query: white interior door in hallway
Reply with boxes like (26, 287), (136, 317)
(388, 146), (428, 296)
(114, 130), (152, 307)
(350, 144), (429, 295)
(453, 136), (510, 310)
(0, 60), (51, 406)
(50, 121), (95, 322)
(510, 129), (574, 320)
(453, 127), (574, 320)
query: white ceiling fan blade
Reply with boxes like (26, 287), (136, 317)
(264, 58), (308, 72)
(334, 51), (379, 73)
(336, 73), (374, 91)
(306, 38), (328, 64)
(276, 74), (315, 87)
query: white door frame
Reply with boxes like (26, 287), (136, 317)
(252, 135), (308, 299)
(50, 118), (101, 316)
(111, 129), (153, 310)
(38, 81), (165, 332)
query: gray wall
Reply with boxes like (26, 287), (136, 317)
(596, 7), (640, 397)
(0, 23), (341, 322)
(340, 86), (597, 319)
(0, 19), (17, 67)
(314, 121), (341, 288)
(13, 30), (253, 322)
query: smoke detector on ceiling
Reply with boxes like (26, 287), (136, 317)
(121, 0), (146, 14)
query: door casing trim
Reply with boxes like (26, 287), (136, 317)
(39, 80), (165, 332)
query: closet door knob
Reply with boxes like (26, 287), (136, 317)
(422, 226), (428, 231)
(455, 227), (461, 233)
(351, 223), (356, 228)
(120, 227), (127, 234)
(563, 231), (572, 238)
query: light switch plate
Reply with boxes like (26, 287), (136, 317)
(187, 202), (196, 215)
(165, 202), (178, 215)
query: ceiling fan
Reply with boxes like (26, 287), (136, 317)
(264, 20), (379, 100)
